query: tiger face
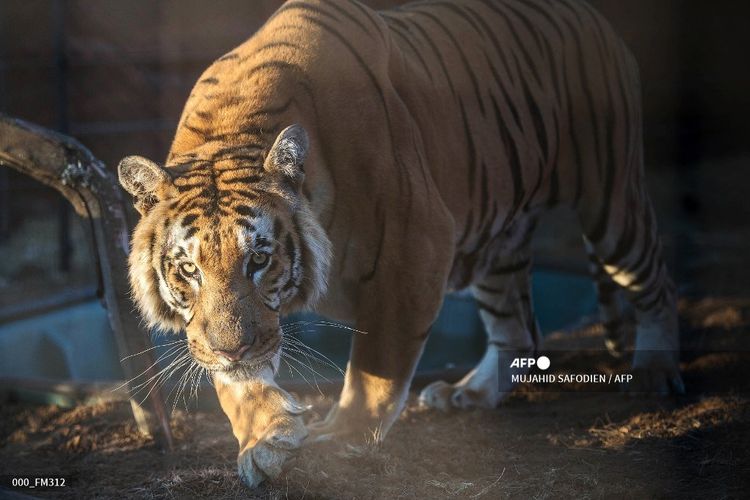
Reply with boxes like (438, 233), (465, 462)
(118, 125), (331, 382)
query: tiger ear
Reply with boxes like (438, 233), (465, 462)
(264, 124), (308, 190)
(118, 155), (174, 215)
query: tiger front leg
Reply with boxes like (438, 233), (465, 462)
(310, 234), (453, 442)
(214, 373), (308, 489)
(308, 330), (429, 443)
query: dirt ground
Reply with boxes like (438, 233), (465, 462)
(1, 297), (749, 499)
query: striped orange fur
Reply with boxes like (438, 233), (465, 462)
(119, 0), (681, 488)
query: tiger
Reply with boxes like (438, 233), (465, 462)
(117, 0), (683, 488)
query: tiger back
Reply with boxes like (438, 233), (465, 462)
(118, 0), (681, 489)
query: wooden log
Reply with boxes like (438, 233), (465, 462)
(0, 113), (173, 451)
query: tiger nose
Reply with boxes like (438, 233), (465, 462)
(212, 343), (251, 362)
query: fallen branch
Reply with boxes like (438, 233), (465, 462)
(0, 113), (173, 451)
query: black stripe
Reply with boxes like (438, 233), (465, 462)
(478, 160), (490, 237)
(521, 72), (548, 164)
(561, 33), (584, 207)
(175, 182), (204, 193)
(248, 41), (303, 57)
(475, 298), (515, 319)
(222, 175), (263, 185)
(238, 60), (314, 96)
(159, 258), (184, 309)
(546, 123), (561, 207)
(215, 155), (263, 165)
(474, 282), (506, 295)
(629, 243), (660, 292)
(464, 4), (517, 88)
(518, 0), (566, 41)
(361, 203), (385, 283)
(405, 17), (457, 95)
(349, 0), (387, 44)
(490, 258), (531, 276)
(459, 103), (478, 198)
(297, 13), (412, 213)
(236, 220), (255, 231)
(283, 236), (298, 287)
(387, 21), (435, 81)
(184, 122), (210, 139)
(430, 1), (483, 34)
(411, 9), (486, 117)
(182, 214), (199, 227)
(247, 99), (293, 118)
(230, 190), (260, 201)
(480, 0), (542, 85)
(457, 210), (474, 248)
(484, 51), (522, 128)
(492, 95), (525, 223)
(320, 0), (380, 42)
(604, 209), (636, 266)
(234, 205), (257, 217)
(291, 213), (309, 302)
(586, 29), (617, 244)
(625, 208), (654, 274)
(559, 6), (603, 188)
(275, 1), (342, 27)
(502, 1), (545, 55)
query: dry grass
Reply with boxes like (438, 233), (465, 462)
(1, 297), (750, 499)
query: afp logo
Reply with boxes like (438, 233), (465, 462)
(510, 355), (551, 370)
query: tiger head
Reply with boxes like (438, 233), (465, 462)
(117, 125), (331, 382)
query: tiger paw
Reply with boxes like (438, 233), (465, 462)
(624, 350), (684, 395)
(237, 411), (308, 489)
(419, 344), (523, 410)
(419, 379), (508, 410)
(306, 401), (395, 444)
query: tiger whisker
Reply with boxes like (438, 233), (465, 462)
(281, 353), (323, 396)
(281, 341), (343, 378)
(127, 349), (191, 394)
(281, 350), (335, 389)
(181, 362), (202, 412)
(281, 319), (367, 336)
(119, 339), (187, 362)
(178, 363), (199, 412)
(132, 351), (191, 400)
(164, 363), (190, 412)
(170, 362), (195, 415)
(282, 335), (344, 375)
(135, 354), (192, 406)
(113, 344), (187, 392)
(189, 365), (204, 404)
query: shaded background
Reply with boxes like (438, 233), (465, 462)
(1, 4), (749, 497)
(1, 0), (749, 381)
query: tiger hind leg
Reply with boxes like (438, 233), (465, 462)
(584, 239), (636, 357)
(419, 220), (539, 410)
(581, 190), (684, 394)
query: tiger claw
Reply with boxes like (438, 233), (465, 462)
(237, 413), (308, 489)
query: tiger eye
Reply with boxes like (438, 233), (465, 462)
(180, 262), (197, 276)
(246, 253), (270, 278)
(251, 253), (268, 265)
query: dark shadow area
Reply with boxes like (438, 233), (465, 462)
(1, 297), (748, 498)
